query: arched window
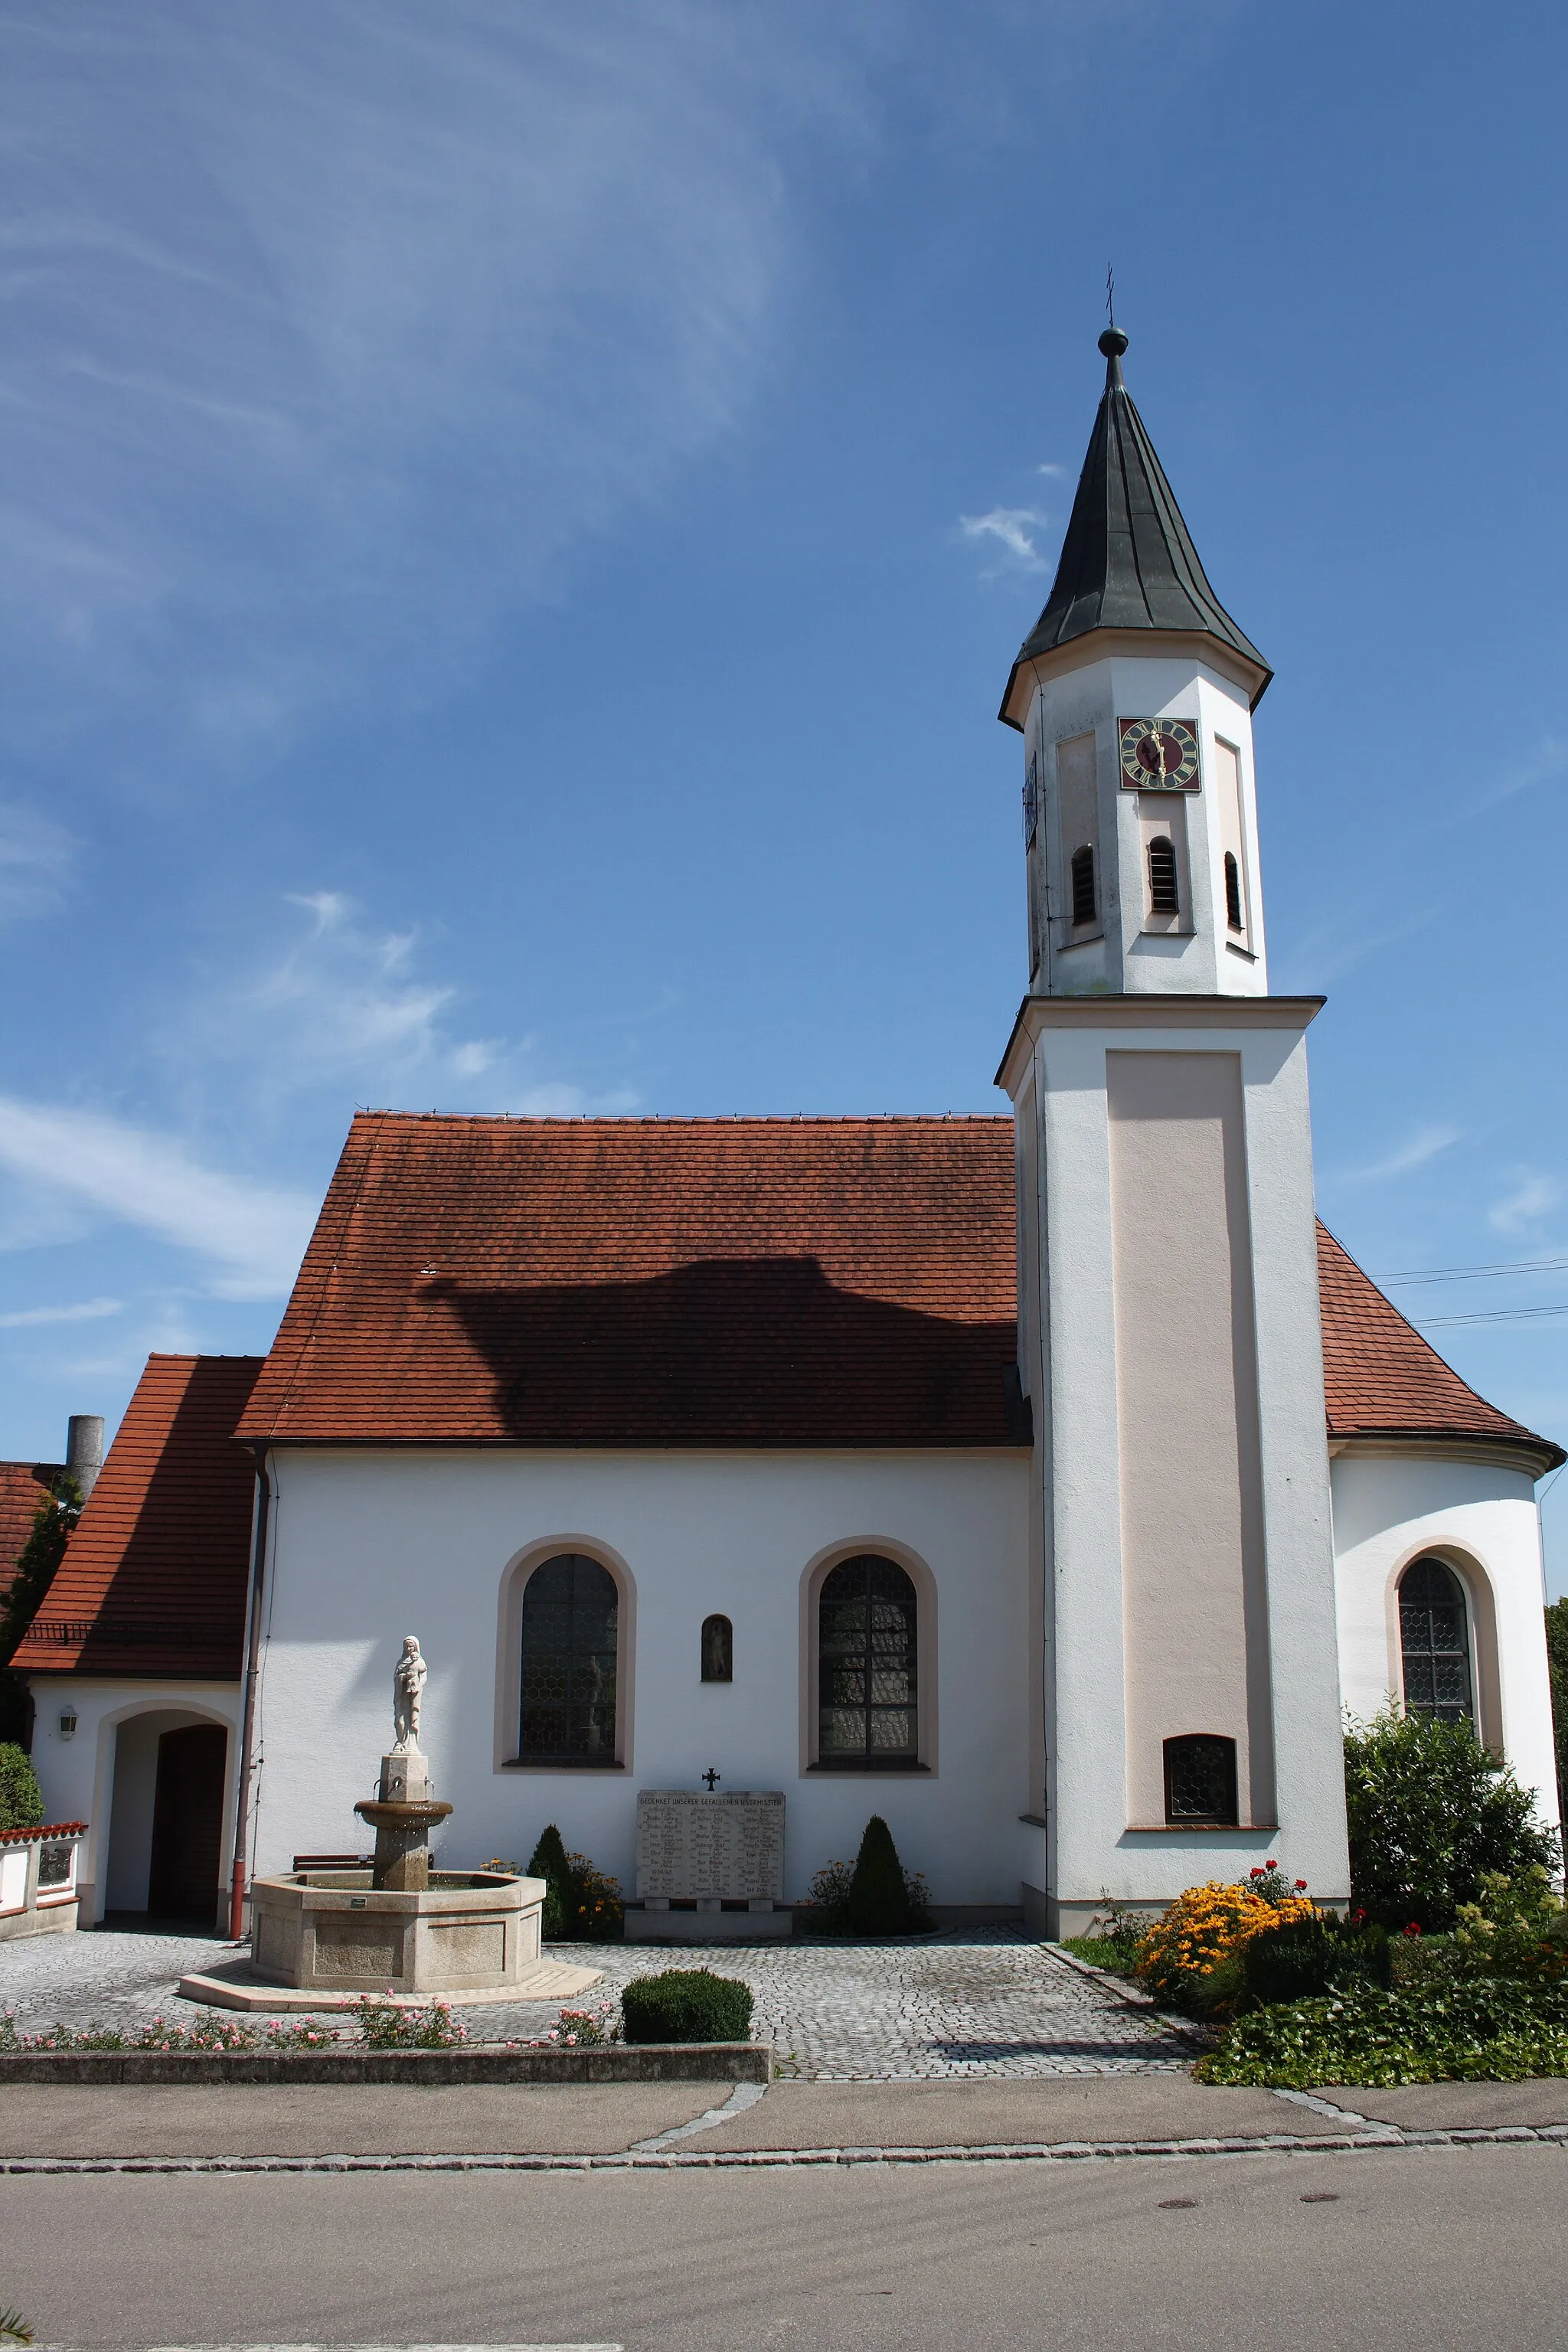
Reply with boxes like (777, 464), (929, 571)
(1147, 835), (1179, 916)
(1163, 1734), (1238, 1826)
(1223, 851), (1244, 932)
(1070, 843), (1097, 926)
(818, 1554), (918, 1767)
(518, 1553), (619, 1763)
(701, 1613), (733, 1683)
(1399, 1557), (1472, 1723)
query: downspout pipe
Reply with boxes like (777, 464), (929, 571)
(228, 1452), (272, 1942)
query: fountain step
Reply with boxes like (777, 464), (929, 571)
(176, 1958), (604, 2013)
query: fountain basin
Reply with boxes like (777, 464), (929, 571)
(248, 1867), (546, 1996)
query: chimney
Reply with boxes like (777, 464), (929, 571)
(67, 1415), (105, 1501)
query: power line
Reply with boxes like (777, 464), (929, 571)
(1413, 1302), (1568, 1330)
(1380, 1253), (1568, 1287)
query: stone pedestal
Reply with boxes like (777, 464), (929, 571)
(354, 1746), (452, 1892)
(234, 1867), (556, 1996)
(624, 1790), (789, 1941)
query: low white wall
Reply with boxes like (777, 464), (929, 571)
(255, 1448), (1031, 1908)
(1331, 1449), (1561, 1838)
(24, 1682), (241, 1926)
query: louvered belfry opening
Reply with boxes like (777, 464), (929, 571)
(1224, 851), (1244, 932)
(1163, 1734), (1239, 1826)
(1147, 835), (1179, 916)
(1070, 843), (1096, 926)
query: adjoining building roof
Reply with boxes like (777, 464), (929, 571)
(0, 1460), (63, 1603)
(12, 1355), (264, 1680)
(1001, 328), (1272, 724)
(237, 1112), (1029, 1450)
(1318, 1223), (1563, 1474)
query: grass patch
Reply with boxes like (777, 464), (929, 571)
(1061, 1935), (1142, 1976)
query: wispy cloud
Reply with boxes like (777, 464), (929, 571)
(0, 802), (76, 923)
(0, 1099), (316, 1298)
(178, 890), (639, 1118)
(1336, 1123), (1464, 1187)
(959, 505), (1050, 574)
(0, 3), (865, 779)
(1490, 1171), (1563, 1236)
(1273, 898), (1446, 989)
(1449, 736), (1568, 824)
(1036, 462), (1069, 479)
(0, 1298), (122, 1331)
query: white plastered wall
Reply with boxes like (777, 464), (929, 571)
(24, 1681), (241, 1926)
(250, 1447), (1031, 1906)
(1331, 1448), (1561, 1840)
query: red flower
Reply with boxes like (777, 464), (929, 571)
(1403, 1922), (1423, 1938)
(1265, 1860), (1279, 1871)
(1295, 1880), (1308, 1890)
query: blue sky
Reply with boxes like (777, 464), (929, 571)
(2, 1), (1566, 1586)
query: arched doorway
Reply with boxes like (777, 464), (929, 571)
(105, 1710), (229, 1925)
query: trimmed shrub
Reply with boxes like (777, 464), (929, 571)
(1241, 1914), (1391, 2009)
(1344, 1706), (1560, 1933)
(519, 1825), (623, 1942)
(0, 1743), (44, 1834)
(803, 1816), (930, 1936)
(620, 1968), (754, 2045)
(525, 1824), (572, 1938)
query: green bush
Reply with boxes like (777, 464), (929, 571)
(805, 1816), (930, 1936)
(1199, 1973), (1568, 2088)
(1344, 1705), (1560, 1932)
(517, 1825), (623, 1942)
(0, 1743), (43, 1833)
(1546, 1599), (1568, 1828)
(1240, 1914), (1391, 2009)
(620, 1968), (754, 2044)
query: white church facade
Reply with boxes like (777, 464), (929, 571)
(20, 330), (1563, 1936)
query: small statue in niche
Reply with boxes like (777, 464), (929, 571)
(701, 1613), (733, 1683)
(392, 1635), (426, 1751)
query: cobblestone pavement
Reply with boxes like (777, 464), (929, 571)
(0, 1926), (1193, 2079)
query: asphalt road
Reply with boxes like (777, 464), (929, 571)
(6, 2145), (1567, 2350)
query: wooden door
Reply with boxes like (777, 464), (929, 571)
(148, 1723), (227, 1921)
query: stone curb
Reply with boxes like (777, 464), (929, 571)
(2, 2124), (1566, 2174)
(0, 2043), (771, 2087)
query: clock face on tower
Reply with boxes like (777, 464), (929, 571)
(1119, 717), (1200, 792)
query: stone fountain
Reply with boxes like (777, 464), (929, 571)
(180, 1637), (600, 2014)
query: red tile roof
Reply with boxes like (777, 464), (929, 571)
(237, 1113), (1029, 1449)
(0, 1460), (63, 1602)
(13, 1356), (263, 1680)
(1317, 1224), (1563, 1472)
(16, 1129), (1559, 1684)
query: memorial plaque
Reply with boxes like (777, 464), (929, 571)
(635, 1790), (786, 1901)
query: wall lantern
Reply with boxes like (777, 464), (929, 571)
(58, 1707), (77, 1741)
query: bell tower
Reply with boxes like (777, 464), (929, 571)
(998, 328), (1350, 1933)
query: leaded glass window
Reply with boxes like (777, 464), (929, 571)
(1400, 1557), (1472, 1723)
(817, 1554), (918, 1767)
(1163, 1734), (1238, 1825)
(518, 1553), (619, 1762)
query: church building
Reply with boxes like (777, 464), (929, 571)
(19, 331), (1563, 1936)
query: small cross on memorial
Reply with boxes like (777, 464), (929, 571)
(702, 1767), (721, 1790)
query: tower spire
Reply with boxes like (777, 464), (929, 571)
(1000, 329), (1270, 725)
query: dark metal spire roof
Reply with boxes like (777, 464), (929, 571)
(1001, 328), (1271, 723)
